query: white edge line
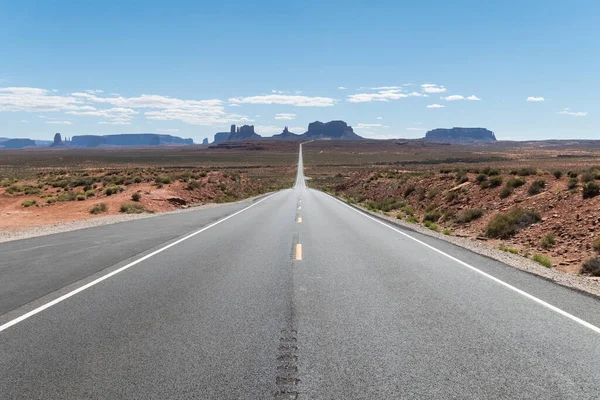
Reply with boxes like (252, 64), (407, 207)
(328, 194), (600, 335)
(0, 193), (277, 333)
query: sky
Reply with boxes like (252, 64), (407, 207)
(0, 0), (598, 143)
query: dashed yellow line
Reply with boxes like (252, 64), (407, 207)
(295, 244), (302, 260)
(297, 217), (302, 223)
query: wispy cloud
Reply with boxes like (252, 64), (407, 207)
(20, 120), (28, 123)
(466, 95), (481, 101)
(228, 94), (335, 107)
(274, 113), (296, 120)
(527, 96), (545, 102)
(426, 104), (445, 108)
(46, 120), (72, 125)
(421, 84), (447, 93)
(0, 87), (89, 112)
(376, 116), (383, 120)
(441, 94), (481, 101)
(356, 123), (384, 128)
(337, 86), (347, 90)
(558, 108), (587, 117)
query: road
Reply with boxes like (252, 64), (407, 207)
(1, 143), (600, 399)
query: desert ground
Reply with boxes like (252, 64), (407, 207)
(2, 139), (600, 279)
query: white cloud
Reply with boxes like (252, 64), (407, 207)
(467, 95), (481, 101)
(228, 94), (335, 107)
(0, 87), (88, 112)
(337, 86), (347, 90)
(406, 127), (426, 131)
(99, 119), (132, 125)
(441, 95), (465, 101)
(347, 90), (408, 103)
(46, 120), (72, 125)
(66, 107), (138, 125)
(20, 120), (28, 123)
(229, 103), (241, 107)
(421, 84), (447, 93)
(356, 123), (384, 128)
(274, 113), (297, 120)
(371, 86), (402, 90)
(157, 128), (179, 133)
(426, 104), (445, 108)
(558, 108), (587, 117)
(376, 116), (383, 120)
(408, 92), (424, 97)
(527, 96), (545, 102)
(85, 89), (104, 94)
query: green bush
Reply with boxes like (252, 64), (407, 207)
(581, 171), (595, 183)
(428, 187), (440, 199)
(22, 200), (37, 207)
(400, 204), (414, 216)
(527, 179), (546, 196)
(488, 175), (503, 188)
(131, 192), (141, 202)
(567, 170), (579, 178)
(592, 237), (600, 253)
(485, 208), (541, 239)
(90, 203), (108, 214)
(517, 167), (536, 176)
(582, 182), (600, 199)
(57, 192), (77, 202)
(567, 177), (579, 190)
(154, 174), (172, 185)
(403, 185), (416, 197)
(133, 176), (143, 183)
(445, 190), (459, 203)
(423, 210), (442, 223)
(405, 216), (418, 223)
(507, 177), (526, 188)
(456, 208), (484, 224)
(104, 185), (125, 196)
(552, 170), (563, 179)
(119, 203), (150, 214)
(423, 220), (440, 232)
(499, 244), (519, 254)
(532, 254), (552, 268)
(443, 229), (452, 235)
(499, 185), (513, 199)
(476, 174), (488, 183)
(541, 234), (556, 249)
(85, 189), (96, 197)
(76, 195), (86, 201)
(581, 256), (600, 276)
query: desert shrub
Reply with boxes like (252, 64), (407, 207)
(133, 175), (143, 183)
(517, 167), (536, 176)
(445, 190), (459, 203)
(488, 175), (503, 188)
(567, 170), (579, 178)
(119, 203), (149, 214)
(154, 174), (172, 185)
(46, 198), (58, 204)
(417, 189), (426, 201)
(592, 238), (600, 253)
(499, 185), (513, 199)
(428, 187), (440, 199)
(456, 208), (484, 224)
(476, 173), (488, 183)
(423, 210), (442, 223)
(485, 208), (541, 239)
(76, 195), (86, 201)
(366, 198), (404, 212)
(455, 174), (469, 184)
(488, 169), (500, 176)
(403, 185), (416, 197)
(199, 171), (208, 178)
(57, 191), (77, 202)
(400, 204), (415, 216)
(104, 185), (125, 196)
(131, 192), (141, 202)
(187, 180), (203, 190)
(85, 190), (96, 197)
(527, 179), (546, 196)
(507, 177), (526, 188)
(423, 221), (440, 232)
(567, 177), (579, 190)
(532, 254), (552, 268)
(552, 170), (563, 179)
(90, 203), (108, 214)
(541, 234), (556, 249)
(22, 200), (37, 207)
(405, 216), (418, 223)
(581, 171), (595, 183)
(442, 229), (452, 235)
(499, 244), (519, 254)
(582, 182), (600, 199)
(580, 256), (600, 276)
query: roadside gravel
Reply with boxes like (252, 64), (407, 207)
(0, 196), (262, 244)
(346, 199), (600, 298)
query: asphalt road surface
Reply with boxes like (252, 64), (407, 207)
(1, 143), (600, 399)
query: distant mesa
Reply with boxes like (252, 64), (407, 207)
(214, 125), (261, 144)
(424, 127), (496, 143)
(50, 133), (64, 147)
(1, 138), (37, 149)
(213, 120), (363, 144)
(302, 120), (363, 140)
(271, 126), (301, 141)
(202, 138), (209, 145)
(71, 133), (194, 147)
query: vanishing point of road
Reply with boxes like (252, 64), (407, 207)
(1, 144), (600, 399)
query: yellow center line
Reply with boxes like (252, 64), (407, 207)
(297, 217), (302, 223)
(295, 244), (302, 260)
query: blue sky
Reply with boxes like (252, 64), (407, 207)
(0, 0), (597, 142)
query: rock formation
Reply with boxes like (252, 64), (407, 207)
(302, 120), (363, 140)
(271, 126), (302, 141)
(71, 134), (193, 147)
(202, 138), (209, 145)
(213, 124), (261, 143)
(1, 138), (36, 149)
(424, 128), (496, 143)
(50, 133), (64, 147)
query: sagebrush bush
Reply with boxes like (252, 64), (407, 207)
(488, 175), (503, 188)
(499, 185), (513, 199)
(485, 208), (541, 239)
(532, 254), (552, 268)
(581, 171), (595, 183)
(131, 192), (141, 202)
(582, 182), (600, 199)
(476, 174), (488, 183)
(90, 203), (108, 214)
(541, 234), (556, 249)
(580, 256), (600, 276)
(119, 203), (149, 214)
(104, 185), (125, 196)
(527, 179), (546, 196)
(456, 208), (484, 224)
(552, 170), (563, 179)
(423, 210), (442, 223)
(517, 167), (536, 176)
(403, 185), (416, 197)
(567, 177), (579, 190)
(22, 200), (37, 207)
(592, 237), (600, 253)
